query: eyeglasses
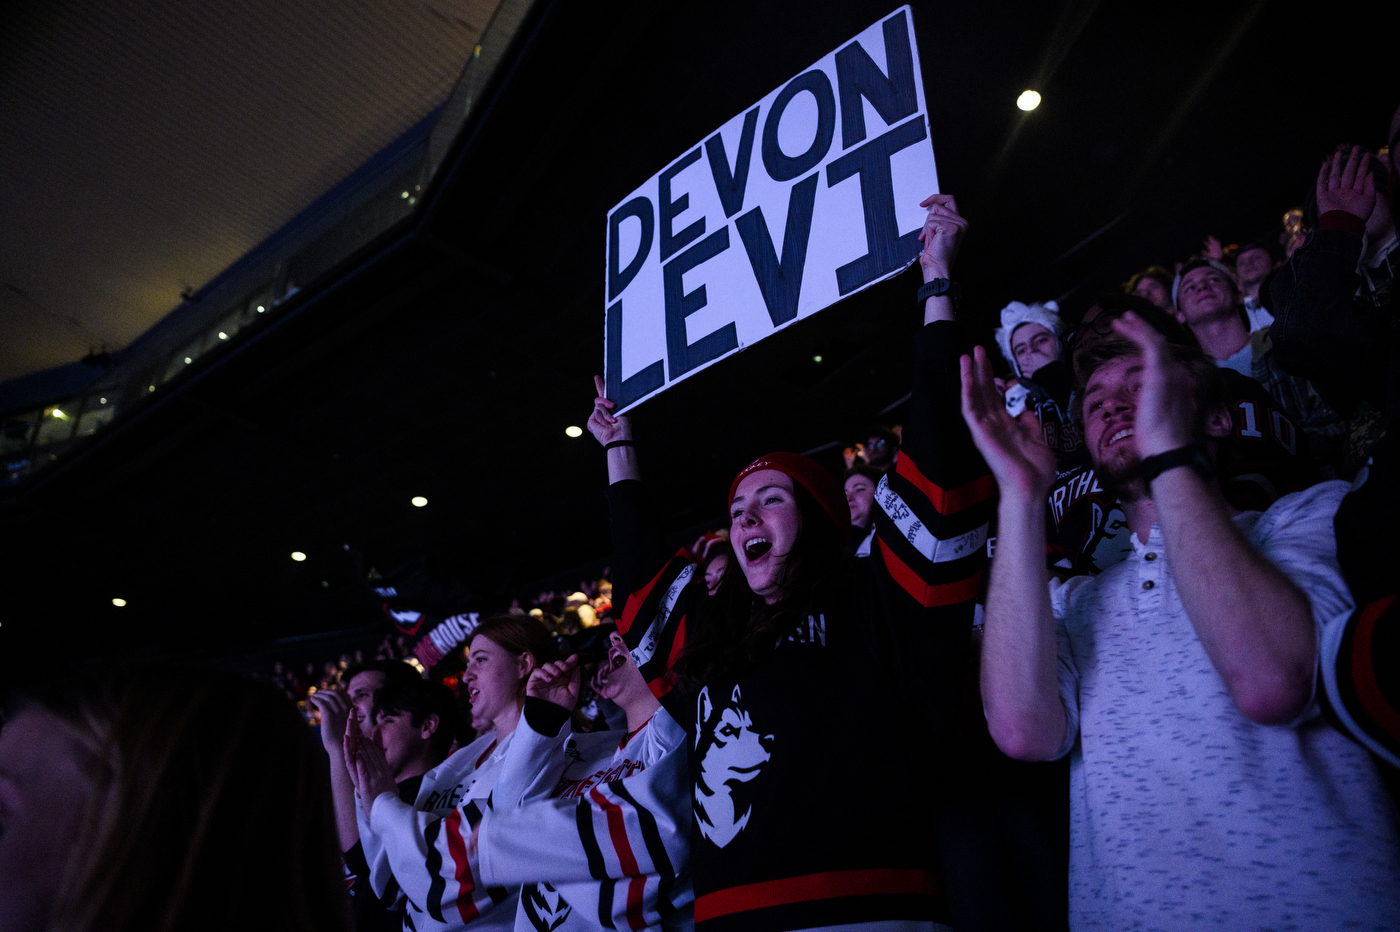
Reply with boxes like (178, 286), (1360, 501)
(1063, 308), (1129, 353)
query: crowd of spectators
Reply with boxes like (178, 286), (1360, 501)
(3, 105), (1398, 932)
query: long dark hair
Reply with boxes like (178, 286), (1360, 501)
(4, 666), (349, 932)
(671, 483), (847, 695)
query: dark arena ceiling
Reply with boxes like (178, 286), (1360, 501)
(0, 0), (1393, 679)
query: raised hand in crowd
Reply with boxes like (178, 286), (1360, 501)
(917, 193), (969, 325)
(526, 654), (582, 710)
(589, 374), (640, 484)
(343, 712), (397, 818)
(308, 686), (353, 754)
(587, 374), (632, 446)
(1316, 145), (1375, 220)
(1202, 234), (1225, 260)
(960, 344), (1058, 501)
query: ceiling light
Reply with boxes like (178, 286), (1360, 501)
(184, 356), (193, 364)
(401, 190), (410, 199)
(565, 425), (583, 438)
(256, 305), (266, 313)
(218, 331), (228, 340)
(813, 355), (823, 363)
(411, 496), (428, 507)
(148, 385), (155, 392)
(112, 597), (127, 607)
(51, 408), (69, 420)
(1017, 90), (1041, 112)
(291, 551), (307, 562)
(99, 397), (107, 404)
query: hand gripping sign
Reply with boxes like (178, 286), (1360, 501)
(605, 6), (939, 411)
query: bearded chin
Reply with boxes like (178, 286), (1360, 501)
(1098, 452), (1148, 502)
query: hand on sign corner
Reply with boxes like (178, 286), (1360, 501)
(526, 655), (581, 711)
(1316, 145), (1375, 223)
(588, 375), (634, 446)
(1202, 234), (1225, 260)
(1109, 313), (1203, 458)
(307, 687), (352, 756)
(917, 193), (968, 281)
(960, 345), (1056, 502)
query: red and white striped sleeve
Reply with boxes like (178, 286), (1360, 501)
(368, 792), (514, 927)
(475, 711), (693, 929)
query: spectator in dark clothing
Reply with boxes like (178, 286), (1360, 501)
(1273, 144), (1397, 475)
(862, 424), (901, 472)
(1174, 256), (1348, 476)
(1271, 112), (1400, 770)
(1236, 235), (1284, 330)
(843, 464), (881, 556)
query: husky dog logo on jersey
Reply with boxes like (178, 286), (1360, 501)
(522, 882), (571, 931)
(694, 685), (773, 848)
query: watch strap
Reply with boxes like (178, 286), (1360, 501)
(917, 278), (960, 305)
(1139, 443), (1213, 484)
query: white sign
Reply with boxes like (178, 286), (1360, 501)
(604, 6), (938, 411)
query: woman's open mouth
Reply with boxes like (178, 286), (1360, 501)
(743, 538), (772, 561)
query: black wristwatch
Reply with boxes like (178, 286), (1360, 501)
(1139, 444), (1214, 485)
(917, 278), (960, 305)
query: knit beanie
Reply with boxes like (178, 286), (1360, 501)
(1172, 258), (1238, 307)
(993, 300), (1063, 377)
(728, 452), (849, 541)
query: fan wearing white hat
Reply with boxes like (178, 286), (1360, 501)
(994, 300), (1064, 381)
(993, 300), (1083, 466)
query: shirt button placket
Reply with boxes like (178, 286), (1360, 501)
(1139, 551), (1163, 612)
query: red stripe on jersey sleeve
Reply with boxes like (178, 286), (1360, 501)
(895, 452), (993, 515)
(444, 809), (481, 922)
(877, 537), (982, 608)
(695, 867), (938, 921)
(589, 788), (647, 929)
(474, 738), (499, 770)
(619, 568), (667, 637)
(1353, 594), (1400, 742)
(625, 876), (648, 931)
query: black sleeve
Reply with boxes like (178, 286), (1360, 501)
(1270, 228), (1389, 417)
(604, 479), (667, 612)
(866, 319), (993, 747)
(522, 696), (572, 737)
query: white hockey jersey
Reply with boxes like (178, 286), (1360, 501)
(478, 709), (694, 932)
(360, 730), (521, 931)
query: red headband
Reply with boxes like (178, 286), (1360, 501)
(728, 452), (850, 541)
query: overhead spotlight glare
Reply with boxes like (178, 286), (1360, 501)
(112, 597), (127, 607)
(218, 331), (228, 340)
(184, 356), (193, 364)
(291, 551), (307, 562)
(411, 496), (428, 507)
(256, 305), (266, 313)
(401, 190), (410, 199)
(148, 385), (156, 392)
(99, 397), (107, 404)
(565, 425), (584, 438)
(51, 408), (69, 420)
(813, 355), (823, 363)
(1017, 90), (1042, 112)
